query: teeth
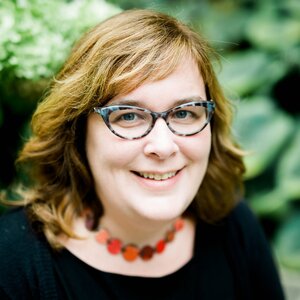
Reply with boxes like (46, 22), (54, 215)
(138, 172), (176, 181)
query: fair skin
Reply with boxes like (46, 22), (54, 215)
(63, 57), (212, 277)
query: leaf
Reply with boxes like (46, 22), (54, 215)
(275, 212), (300, 269)
(249, 188), (290, 217)
(246, 4), (300, 51)
(276, 123), (300, 200)
(218, 51), (287, 96)
(233, 96), (294, 179)
(196, 6), (250, 47)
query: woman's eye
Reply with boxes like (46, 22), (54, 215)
(110, 110), (147, 126)
(121, 113), (137, 121)
(174, 110), (192, 119)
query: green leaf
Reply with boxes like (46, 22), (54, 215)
(233, 96), (294, 179)
(276, 123), (300, 200)
(246, 5), (300, 51)
(218, 51), (287, 96)
(250, 188), (290, 217)
(196, 6), (250, 47)
(275, 212), (300, 269)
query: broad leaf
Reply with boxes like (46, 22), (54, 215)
(276, 123), (300, 200)
(275, 213), (300, 269)
(233, 96), (294, 179)
(219, 51), (286, 96)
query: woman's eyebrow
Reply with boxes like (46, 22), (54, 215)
(107, 99), (141, 106)
(172, 96), (207, 106)
(108, 96), (207, 107)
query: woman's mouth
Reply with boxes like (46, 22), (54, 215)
(132, 171), (179, 181)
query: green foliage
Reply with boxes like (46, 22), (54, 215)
(210, 1), (300, 270)
(233, 96), (294, 180)
(277, 127), (300, 201)
(0, 0), (121, 81)
(218, 50), (288, 96)
(275, 213), (300, 269)
(0, 0), (121, 188)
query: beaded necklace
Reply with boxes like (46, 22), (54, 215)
(88, 218), (184, 262)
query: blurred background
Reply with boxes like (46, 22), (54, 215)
(0, 0), (299, 297)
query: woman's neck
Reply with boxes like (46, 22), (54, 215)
(62, 213), (196, 277)
(98, 212), (180, 247)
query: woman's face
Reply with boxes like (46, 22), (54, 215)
(86, 58), (211, 223)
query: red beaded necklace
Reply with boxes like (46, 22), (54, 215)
(91, 218), (184, 262)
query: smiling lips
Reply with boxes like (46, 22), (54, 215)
(136, 171), (178, 181)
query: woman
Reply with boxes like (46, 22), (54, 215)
(0, 9), (284, 299)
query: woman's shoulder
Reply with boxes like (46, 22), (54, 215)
(0, 208), (36, 292)
(225, 203), (285, 299)
(226, 200), (265, 239)
(0, 207), (57, 298)
(194, 200), (271, 270)
(0, 207), (34, 249)
(0, 207), (53, 263)
(0, 207), (41, 271)
(224, 200), (276, 266)
(198, 201), (261, 240)
(229, 200), (258, 224)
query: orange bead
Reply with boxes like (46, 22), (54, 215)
(95, 228), (110, 244)
(122, 244), (139, 262)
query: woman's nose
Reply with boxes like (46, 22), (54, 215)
(143, 118), (179, 159)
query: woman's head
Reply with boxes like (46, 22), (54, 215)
(86, 56), (212, 224)
(17, 9), (245, 246)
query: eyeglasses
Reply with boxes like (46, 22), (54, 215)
(93, 100), (215, 140)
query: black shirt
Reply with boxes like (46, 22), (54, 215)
(0, 202), (285, 299)
(53, 223), (235, 300)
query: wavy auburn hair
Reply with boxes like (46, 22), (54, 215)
(14, 9), (245, 248)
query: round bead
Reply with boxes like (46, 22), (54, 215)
(122, 244), (139, 262)
(166, 230), (175, 242)
(156, 239), (166, 253)
(174, 218), (184, 231)
(95, 228), (110, 244)
(140, 245), (154, 261)
(107, 238), (122, 254)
